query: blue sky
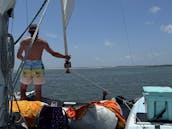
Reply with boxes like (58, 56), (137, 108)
(11, 0), (172, 69)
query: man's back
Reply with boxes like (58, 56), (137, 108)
(19, 37), (48, 60)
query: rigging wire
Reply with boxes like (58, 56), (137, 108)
(25, 0), (29, 35)
(119, 0), (135, 66)
(8, 0), (29, 121)
(118, 1), (146, 124)
(10, 0), (50, 123)
(55, 0), (59, 34)
(118, 2), (154, 126)
(14, 0), (48, 45)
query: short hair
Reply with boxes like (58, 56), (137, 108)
(29, 24), (38, 33)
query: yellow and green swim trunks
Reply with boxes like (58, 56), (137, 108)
(21, 60), (45, 85)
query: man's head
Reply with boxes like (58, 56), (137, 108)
(29, 24), (39, 37)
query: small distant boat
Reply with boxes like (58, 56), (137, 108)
(125, 86), (172, 129)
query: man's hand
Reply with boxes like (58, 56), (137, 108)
(64, 55), (71, 60)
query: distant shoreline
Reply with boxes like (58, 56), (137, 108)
(46, 64), (172, 70)
(13, 64), (172, 71)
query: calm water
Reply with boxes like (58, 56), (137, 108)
(16, 66), (172, 102)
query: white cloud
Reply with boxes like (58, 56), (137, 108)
(104, 40), (113, 47)
(46, 33), (58, 39)
(147, 52), (165, 58)
(125, 55), (132, 59)
(148, 52), (160, 57)
(74, 45), (79, 49)
(94, 57), (101, 61)
(149, 6), (160, 14)
(145, 21), (154, 25)
(152, 52), (160, 56)
(160, 24), (172, 34)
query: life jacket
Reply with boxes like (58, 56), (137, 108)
(11, 100), (44, 128)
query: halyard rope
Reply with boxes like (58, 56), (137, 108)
(72, 70), (108, 91)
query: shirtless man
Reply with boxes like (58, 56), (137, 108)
(17, 24), (70, 100)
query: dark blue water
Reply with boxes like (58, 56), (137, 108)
(17, 66), (172, 103)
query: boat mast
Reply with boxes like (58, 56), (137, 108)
(0, 0), (16, 128)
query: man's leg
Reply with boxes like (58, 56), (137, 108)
(32, 62), (44, 101)
(20, 83), (28, 100)
(35, 84), (42, 101)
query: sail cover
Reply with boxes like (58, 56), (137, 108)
(0, 0), (16, 15)
(61, 0), (75, 28)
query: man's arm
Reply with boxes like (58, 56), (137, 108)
(44, 42), (70, 60)
(17, 43), (24, 60)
